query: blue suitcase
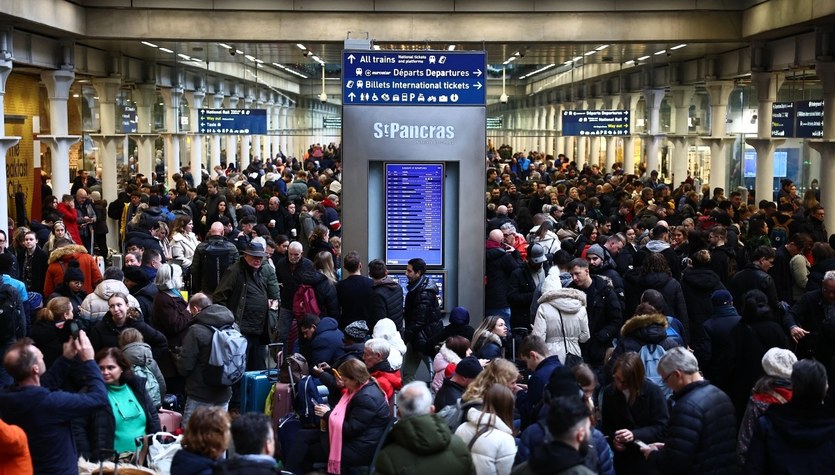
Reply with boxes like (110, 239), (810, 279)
(240, 368), (279, 413)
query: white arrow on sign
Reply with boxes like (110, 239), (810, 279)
(348, 92), (356, 101)
(474, 82), (482, 90)
(348, 54), (356, 64)
(474, 69), (483, 77)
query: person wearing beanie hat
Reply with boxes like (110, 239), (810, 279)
(760, 347), (797, 381)
(586, 243), (625, 302)
(47, 259), (87, 317)
(344, 320), (369, 342)
(434, 356), (483, 412)
(42, 238), (102, 297)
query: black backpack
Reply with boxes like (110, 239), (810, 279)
(201, 240), (234, 294)
(0, 284), (25, 347)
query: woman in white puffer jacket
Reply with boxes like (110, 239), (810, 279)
(79, 269), (143, 323)
(532, 267), (590, 365)
(371, 318), (407, 370)
(455, 383), (517, 475)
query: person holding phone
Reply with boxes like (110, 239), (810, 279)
(601, 352), (669, 475)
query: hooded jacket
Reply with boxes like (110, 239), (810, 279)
(369, 277), (405, 332)
(513, 441), (596, 475)
(79, 279), (143, 322)
(432, 343), (464, 392)
(43, 244), (103, 296)
(680, 266), (725, 358)
(455, 407), (517, 475)
(570, 275), (623, 366)
(122, 341), (167, 401)
(604, 313), (680, 384)
(372, 318), (407, 371)
(625, 272), (689, 340)
(368, 360), (402, 402)
(176, 304), (237, 404)
(308, 316), (344, 366)
(635, 240), (682, 280)
(376, 413), (475, 475)
(533, 273), (590, 364)
(485, 239), (522, 309)
(744, 402), (835, 473)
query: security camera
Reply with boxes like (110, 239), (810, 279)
(229, 49), (236, 57)
(500, 93), (508, 104)
(319, 92), (328, 103)
(303, 50), (311, 57)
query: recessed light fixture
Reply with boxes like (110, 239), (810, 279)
(573, 56), (583, 62)
(638, 55), (651, 61)
(563, 60), (573, 65)
(255, 59), (264, 64)
(178, 53), (191, 60)
(521, 63), (556, 80)
(141, 41), (158, 48)
(654, 50), (666, 55)
(72, 93), (79, 98)
(311, 55), (321, 62)
(671, 44), (687, 50)
(296, 43), (307, 50)
(235, 50), (244, 55)
(159, 47), (174, 53)
(595, 44), (609, 51)
(218, 43), (233, 49)
(625, 60), (636, 65)
(585, 51), (596, 56)
(245, 54), (256, 61)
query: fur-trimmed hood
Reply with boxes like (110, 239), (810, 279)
(538, 287), (587, 313)
(437, 343), (464, 366)
(47, 244), (88, 264)
(621, 313), (668, 337)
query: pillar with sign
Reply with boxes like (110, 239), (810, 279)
(341, 49), (487, 326)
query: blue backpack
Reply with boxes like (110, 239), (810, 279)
(639, 343), (673, 399)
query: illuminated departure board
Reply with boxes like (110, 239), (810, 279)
(385, 163), (444, 266)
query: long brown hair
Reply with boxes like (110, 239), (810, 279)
(481, 383), (515, 430)
(613, 352), (645, 406)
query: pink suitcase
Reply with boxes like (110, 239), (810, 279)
(158, 408), (183, 433)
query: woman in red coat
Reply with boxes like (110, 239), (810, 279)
(55, 194), (82, 244)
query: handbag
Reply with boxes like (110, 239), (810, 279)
(556, 308), (584, 368)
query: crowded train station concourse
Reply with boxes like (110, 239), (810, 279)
(1, 0), (835, 474)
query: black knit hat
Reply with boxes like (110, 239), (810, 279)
(63, 260), (85, 283)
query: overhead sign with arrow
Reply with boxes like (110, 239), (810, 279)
(197, 109), (267, 134)
(342, 51), (486, 106)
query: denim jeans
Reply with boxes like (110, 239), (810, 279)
(183, 398), (229, 427)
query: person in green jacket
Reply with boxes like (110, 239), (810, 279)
(376, 381), (475, 475)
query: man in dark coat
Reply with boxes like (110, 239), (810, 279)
(485, 229), (522, 318)
(401, 258), (443, 384)
(567, 259), (623, 370)
(769, 233), (812, 305)
(214, 413), (283, 474)
(784, 270), (835, 379)
(701, 290), (741, 394)
(377, 381), (476, 475)
(507, 243), (549, 330)
(634, 225), (682, 280)
(299, 315), (344, 367)
(728, 245), (781, 318)
(275, 241), (315, 350)
(744, 359), (835, 473)
(191, 222), (240, 295)
(516, 335), (562, 429)
(367, 259), (404, 332)
(335, 251), (372, 330)
(641, 347), (737, 474)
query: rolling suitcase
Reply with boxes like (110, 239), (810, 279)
(158, 408), (183, 432)
(240, 343), (283, 413)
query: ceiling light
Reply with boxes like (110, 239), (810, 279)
(671, 44), (687, 50)
(311, 55), (321, 62)
(245, 54), (256, 61)
(638, 55), (650, 61)
(373, 45), (381, 50)
(141, 41), (158, 48)
(178, 53), (191, 60)
(523, 63), (556, 79)
(255, 59), (264, 64)
(159, 47), (174, 53)
(72, 93), (79, 98)
(514, 51), (521, 57)
(573, 56), (583, 62)
(520, 75), (527, 80)
(272, 62), (285, 69)
(654, 49), (666, 55)
(218, 43), (233, 49)
(625, 60), (635, 65)
(563, 60), (573, 65)
(235, 49), (244, 55)
(447, 45), (456, 51)
(585, 51), (596, 56)
(296, 43), (307, 50)
(595, 44), (609, 51)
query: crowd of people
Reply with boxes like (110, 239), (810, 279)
(2, 143), (835, 475)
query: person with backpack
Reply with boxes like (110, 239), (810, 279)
(176, 293), (240, 425)
(601, 352), (669, 475)
(275, 241), (316, 351)
(119, 328), (166, 409)
(191, 222), (240, 295)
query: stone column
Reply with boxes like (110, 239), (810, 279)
(621, 92), (641, 175)
(268, 98), (278, 159)
(545, 105), (555, 156)
(225, 95), (239, 169)
(209, 91), (224, 173)
(279, 102), (288, 156)
(252, 97), (263, 161)
(0, 42), (20, 237)
(643, 88), (666, 176)
(667, 86), (695, 185)
(239, 95), (253, 170)
(133, 83), (158, 180)
(186, 89), (205, 187)
(702, 80), (735, 191)
(40, 69), (79, 197)
(90, 78), (122, 250)
(746, 72), (785, 202)
(160, 86), (184, 189)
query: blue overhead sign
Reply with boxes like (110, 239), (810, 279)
(342, 51), (486, 106)
(562, 110), (630, 136)
(197, 109), (267, 135)
(771, 102), (794, 138)
(795, 100), (824, 139)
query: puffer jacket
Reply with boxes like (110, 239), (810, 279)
(43, 244), (103, 296)
(376, 413), (475, 475)
(404, 275), (443, 353)
(88, 374), (160, 461)
(647, 380), (737, 474)
(89, 312), (168, 362)
(368, 360), (402, 402)
(432, 343), (464, 392)
(370, 278), (405, 331)
(680, 266), (725, 359)
(572, 275), (623, 366)
(454, 407), (517, 475)
(308, 316), (344, 366)
(176, 304), (237, 404)
(604, 313), (680, 384)
(327, 381), (391, 469)
(79, 279), (142, 322)
(169, 231), (199, 267)
(122, 341), (167, 402)
(533, 274), (589, 364)
(372, 318), (407, 370)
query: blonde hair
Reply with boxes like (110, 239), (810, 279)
(36, 296), (72, 322)
(462, 358), (518, 403)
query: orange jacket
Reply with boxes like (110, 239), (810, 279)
(0, 419), (32, 475)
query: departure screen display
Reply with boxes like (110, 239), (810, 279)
(385, 163), (444, 266)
